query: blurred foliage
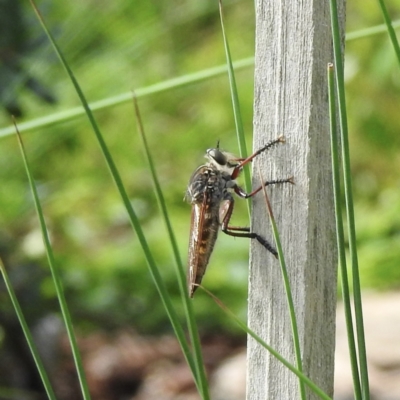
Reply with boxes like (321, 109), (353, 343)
(346, 2), (400, 290)
(0, 0), (399, 340)
(0, 0), (56, 116)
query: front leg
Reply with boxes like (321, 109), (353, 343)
(231, 136), (286, 179)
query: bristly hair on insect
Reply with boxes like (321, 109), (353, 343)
(185, 136), (294, 298)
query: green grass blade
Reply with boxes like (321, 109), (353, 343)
(329, 1), (370, 398)
(1, 20), (399, 140)
(13, 122), (91, 400)
(0, 58), (254, 139)
(377, 0), (400, 66)
(346, 19), (400, 41)
(327, 64), (362, 399)
(218, 0), (251, 201)
(132, 96), (209, 399)
(28, 0), (199, 390)
(258, 171), (306, 400)
(0, 258), (57, 400)
(201, 287), (332, 400)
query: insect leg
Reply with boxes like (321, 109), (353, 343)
(220, 199), (278, 258)
(234, 176), (294, 199)
(231, 136), (285, 179)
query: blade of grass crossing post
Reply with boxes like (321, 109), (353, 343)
(327, 64), (362, 400)
(201, 287), (332, 400)
(0, 258), (57, 400)
(1, 20), (400, 141)
(132, 96), (209, 399)
(257, 172), (306, 400)
(329, 1), (370, 398)
(28, 0), (200, 389)
(346, 20), (400, 41)
(218, 0), (251, 205)
(1, 19), (400, 141)
(13, 122), (90, 400)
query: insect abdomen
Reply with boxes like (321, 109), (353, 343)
(187, 202), (219, 297)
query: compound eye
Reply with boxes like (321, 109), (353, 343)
(207, 148), (227, 165)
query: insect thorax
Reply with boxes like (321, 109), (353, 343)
(186, 164), (233, 205)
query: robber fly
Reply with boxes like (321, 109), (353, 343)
(185, 136), (294, 297)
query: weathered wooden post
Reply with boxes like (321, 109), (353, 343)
(246, 1), (345, 399)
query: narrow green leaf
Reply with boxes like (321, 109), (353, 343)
(346, 19), (400, 41)
(133, 96), (209, 399)
(1, 20), (399, 140)
(13, 121), (90, 400)
(0, 258), (57, 400)
(377, 0), (400, 67)
(218, 0), (251, 213)
(28, 0), (199, 389)
(0, 58), (254, 139)
(327, 63), (362, 399)
(201, 287), (332, 400)
(258, 170), (306, 400)
(329, 1), (370, 398)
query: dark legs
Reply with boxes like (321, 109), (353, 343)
(220, 174), (294, 258)
(220, 200), (278, 258)
(222, 224), (278, 258)
(220, 136), (293, 258)
(234, 176), (294, 199)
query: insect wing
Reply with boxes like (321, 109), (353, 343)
(218, 199), (231, 225)
(187, 169), (219, 297)
(187, 201), (205, 296)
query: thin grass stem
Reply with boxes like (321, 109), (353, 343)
(376, 0), (400, 66)
(1, 19), (399, 140)
(28, 0), (199, 389)
(201, 286), (332, 400)
(0, 58), (254, 139)
(346, 19), (400, 41)
(0, 258), (57, 400)
(132, 95), (209, 399)
(327, 63), (362, 399)
(257, 170), (306, 400)
(13, 121), (90, 400)
(218, 0), (251, 215)
(329, 1), (370, 398)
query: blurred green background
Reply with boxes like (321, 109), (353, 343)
(0, 0), (399, 339)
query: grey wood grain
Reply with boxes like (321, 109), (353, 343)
(246, 1), (345, 399)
